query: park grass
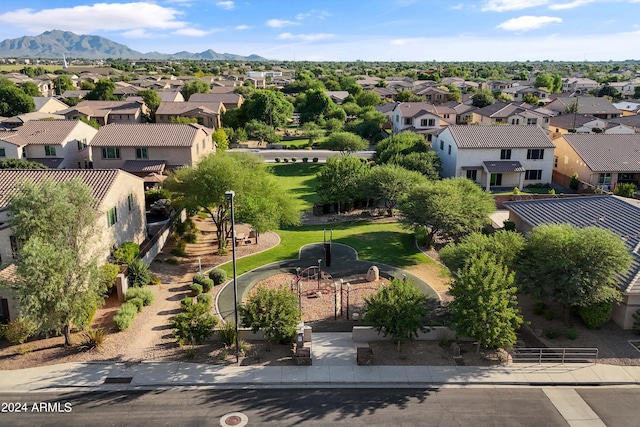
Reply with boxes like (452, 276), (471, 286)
(269, 162), (322, 212)
(218, 220), (433, 277)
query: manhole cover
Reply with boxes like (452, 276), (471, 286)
(220, 412), (248, 427)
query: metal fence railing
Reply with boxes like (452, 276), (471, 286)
(511, 347), (598, 364)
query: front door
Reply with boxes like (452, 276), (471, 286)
(490, 173), (502, 186)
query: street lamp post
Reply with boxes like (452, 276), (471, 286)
(317, 258), (322, 289)
(296, 267), (301, 314)
(224, 190), (240, 363)
(333, 282), (338, 320)
(346, 283), (351, 320)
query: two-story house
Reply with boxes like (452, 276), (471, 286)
(0, 120), (98, 168)
(561, 78), (599, 93)
(90, 123), (215, 173)
(155, 101), (225, 129)
(392, 102), (456, 137)
(59, 100), (147, 126)
(545, 97), (621, 120)
(471, 102), (551, 129)
(0, 168), (146, 323)
(188, 93), (244, 110)
(433, 125), (555, 190)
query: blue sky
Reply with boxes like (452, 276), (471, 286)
(0, 0), (639, 61)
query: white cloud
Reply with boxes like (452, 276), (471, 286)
(278, 32), (334, 41)
(173, 28), (210, 37)
(482, 0), (549, 12)
(295, 10), (331, 21)
(266, 19), (300, 28)
(234, 25), (252, 30)
(0, 3), (186, 34)
(216, 1), (235, 10)
(451, 3), (464, 10)
(122, 29), (154, 38)
(549, 0), (594, 10)
(496, 15), (562, 31)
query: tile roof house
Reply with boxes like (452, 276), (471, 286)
(471, 102), (552, 129)
(545, 97), (621, 120)
(89, 123), (215, 173)
(503, 195), (640, 329)
(188, 93), (244, 110)
(0, 168), (146, 323)
(551, 133), (640, 190)
(549, 114), (635, 135)
(613, 101), (640, 116)
(392, 102), (456, 137)
(433, 125), (555, 190)
(157, 91), (185, 103)
(608, 114), (640, 133)
(561, 78), (600, 93)
(32, 97), (69, 114)
(59, 100), (147, 126)
(0, 120), (98, 169)
(155, 101), (225, 129)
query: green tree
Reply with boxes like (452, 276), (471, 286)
(240, 286), (300, 344)
(80, 80), (96, 90)
(366, 164), (426, 216)
(396, 90), (424, 102)
(53, 75), (75, 95)
(614, 182), (637, 198)
(0, 80), (35, 116)
(242, 89), (293, 128)
(634, 86), (640, 99)
(398, 178), (495, 247)
(316, 154), (369, 213)
(85, 79), (117, 100)
(534, 72), (554, 90)
(296, 89), (337, 124)
(517, 224), (632, 323)
(364, 278), (429, 351)
(8, 179), (106, 346)
(0, 159), (48, 169)
(449, 253), (523, 349)
(79, 116), (100, 129)
(355, 90), (381, 107)
(471, 89), (495, 108)
(393, 151), (441, 179)
(19, 81), (41, 97)
(212, 127), (229, 151)
(180, 80), (210, 101)
(522, 93), (539, 105)
(439, 230), (526, 274)
(322, 131), (368, 152)
(170, 301), (219, 345)
(244, 119), (280, 144)
(170, 116), (198, 124)
(164, 153), (299, 250)
(564, 99), (579, 114)
(138, 89), (162, 122)
(301, 121), (324, 146)
(375, 131), (440, 179)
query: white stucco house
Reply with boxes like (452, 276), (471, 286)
(433, 125), (555, 190)
(392, 102), (456, 138)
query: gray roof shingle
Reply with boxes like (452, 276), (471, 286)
(563, 134), (640, 172)
(90, 123), (211, 147)
(483, 160), (525, 173)
(446, 125), (555, 149)
(0, 120), (89, 146)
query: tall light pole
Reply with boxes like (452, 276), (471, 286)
(225, 190), (240, 363)
(317, 258), (322, 289)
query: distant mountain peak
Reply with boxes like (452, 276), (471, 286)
(0, 30), (266, 61)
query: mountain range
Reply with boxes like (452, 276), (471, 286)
(0, 30), (266, 61)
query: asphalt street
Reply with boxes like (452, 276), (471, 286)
(0, 388), (582, 427)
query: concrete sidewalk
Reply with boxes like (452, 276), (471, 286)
(1, 361), (639, 393)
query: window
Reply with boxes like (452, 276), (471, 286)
(466, 169), (477, 181)
(525, 170), (542, 180)
(77, 138), (87, 150)
(135, 148), (148, 159)
(439, 140), (444, 150)
(128, 193), (134, 211)
(9, 235), (20, 259)
(0, 148), (5, 157)
(554, 156), (558, 168)
(527, 149), (544, 160)
(527, 118), (538, 125)
(102, 147), (120, 159)
(443, 114), (450, 119)
(403, 117), (413, 125)
(511, 118), (520, 125)
(420, 118), (435, 127)
(395, 115), (400, 123)
(44, 145), (56, 156)
(448, 145), (452, 155)
(202, 139), (206, 149)
(598, 173), (611, 185)
(490, 173), (502, 186)
(500, 149), (512, 160)
(107, 207), (118, 227)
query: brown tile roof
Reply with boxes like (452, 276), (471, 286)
(563, 134), (640, 172)
(445, 125), (555, 149)
(188, 93), (242, 104)
(156, 101), (223, 116)
(90, 123), (211, 147)
(122, 160), (167, 173)
(66, 100), (144, 116)
(0, 120), (89, 146)
(0, 169), (125, 209)
(395, 102), (456, 119)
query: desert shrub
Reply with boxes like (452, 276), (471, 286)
(291, 157), (297, 162)
(275, 157), (281, 163)
(114, 303), (138, 331)
(283, 158), (289, 163)
(76, 302), (98, 330)
(180, 297), (194, 311)
(98, 263), (120, 291)
(532, 301), (547, 315)
(193, 273), (207, 285)
(566, 329), (578, 340)
(127, 259), (151, 287)
(614, 182), (637, 198)
(302, 157), (308, 163)
(129, 297), (144, 312)
(312, 157), (319, 163)
(165, 257), (180, 265)
(183, 232), (197, 244)
(4, 317), (36, 344)
(240, 286), (300, 344)
(173, 217), (197, 236)
(190, 283), (203, 296)
(217, 321), (237, 347)
(149, 274), (161, 286)
(170, 303), (219, 345)
(577, 301), (612, 329)
(170, 242), (187, 256)
(545, 329), (560, 339)
(208, 268), (228, 286)
(503, 220), (516, 231)
(125, 287), (155, 306)
(82, 328), (107, 349)
(193, 273), (214, 292)
(145, 188), (171, 205)
(197, 293), (213, 307)
(569, 173), (580, 191)
(543, 310), (555, 321)
(0, 324), (6, 340)
(112, 242), (140, 264)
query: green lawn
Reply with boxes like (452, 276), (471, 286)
(269, 162), (322, 212)
(218, 220), (432, 277)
